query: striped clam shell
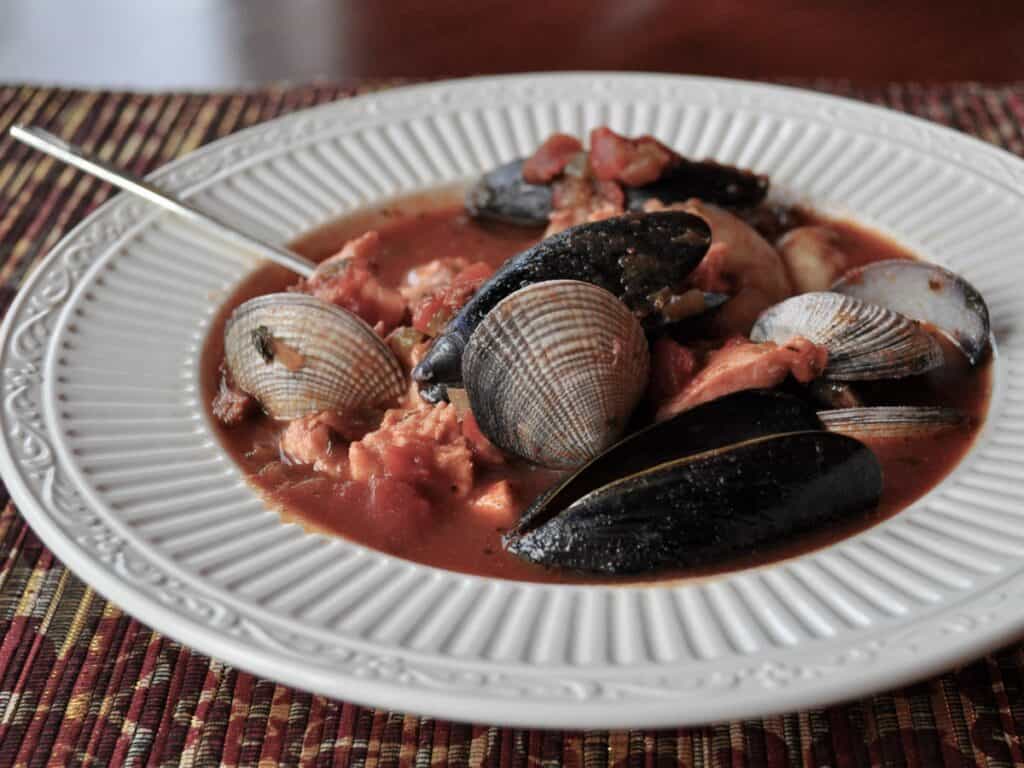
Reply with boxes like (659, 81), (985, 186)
(224, 292), (406, 420)
(750, 291), (943, 380)
(818, 406), (967, 440)
(462, 280), (650, 469)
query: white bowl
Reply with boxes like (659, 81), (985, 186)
(1, 73), (1021, 728)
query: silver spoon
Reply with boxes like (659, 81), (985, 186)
(9, 124), (317, 279)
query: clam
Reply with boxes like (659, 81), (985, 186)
(818, 406), (967, 440)
(224, 293), (406, 420)
(831, 260), (991, 365)
(468, 155), (768, 226)
(462, 280), (649, 469)
(750, 292), (943, 380)
(413, 211), (711, 394)
(505, 430), (881, 574)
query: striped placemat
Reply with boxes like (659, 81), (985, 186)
(1, 81), (1023, 767)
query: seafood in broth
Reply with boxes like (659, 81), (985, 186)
(205, 127), (992, 583)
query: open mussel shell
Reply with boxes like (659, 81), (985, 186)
(462, 280), (649, 469)
(831, 260), (991, 365)
(465, 154), (769, 226)
(624, 158), (769, 210)
(466, 158), (554, 227)
(224, 293), (406, 420)
(818, 406), (967, 440)
(750, 292), (943, 380)
(505, 431), (882, 574)
(506, 389), (823, 539)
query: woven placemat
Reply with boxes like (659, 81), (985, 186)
(1, 80), (1023, 767)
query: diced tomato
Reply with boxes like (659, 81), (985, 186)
(594, 179), (626, 208)
(589, 127), (678, 186)
(411, 293), (451, 336)
(522, 133), (583, 184)
(454, 261), (494, 284)
(411, 261), (494, 336)
(297, 232), (408, 333)
(399, 256), (471, 305)
(551, 176), (591, 210)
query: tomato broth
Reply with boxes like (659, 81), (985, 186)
(202, 192), (990, 583)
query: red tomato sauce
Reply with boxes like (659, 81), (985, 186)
(201, 191), (991, 584)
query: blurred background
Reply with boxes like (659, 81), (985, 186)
(1, 0), (1022, 89)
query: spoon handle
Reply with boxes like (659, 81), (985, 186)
(9, 125), (317, 279)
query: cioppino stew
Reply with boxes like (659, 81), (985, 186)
(203, 128), (991, 584)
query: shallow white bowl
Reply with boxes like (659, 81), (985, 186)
(1, 74), (1021, 728)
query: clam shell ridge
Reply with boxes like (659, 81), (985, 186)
(818, 406), (966, 439)
(462, 280), (650, 469)
(750, 291), (943, 380)
(224, 293), (406, 420)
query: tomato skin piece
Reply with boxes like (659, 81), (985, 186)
(522, 133), (583, 184)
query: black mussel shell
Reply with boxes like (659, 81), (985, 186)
(417, 381), (450, 404)
(506, 389), (823, 539)
(625, 158), (769, 211)
(413, 211), (711, 390)
(466, 159), (554, 227)
(466, 155), (769, 227)
(505, 430), (882, 575)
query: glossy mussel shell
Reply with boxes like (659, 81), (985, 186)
(462, 280), (649, 469)
(506, 389), (823, 539)
(504, 390), (882, 574)
(506, 430), (882, 575)
(224, 292), (406, 420)
(467, 156), (769, 226)
(413, 211), (711, 392)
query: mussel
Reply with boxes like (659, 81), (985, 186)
(506, 389), (824, 539)
(465, 158), (554, 227)
(506, 428), (881, 575)
(467, 156), (769, 227)
(503, 390), (882, 574)
(224, 293), (406, 420)
(413, 211), (712, 395)
(462, 280), (649, 469)
(831, 260), (991, 365)
(750, 292), (943, 380)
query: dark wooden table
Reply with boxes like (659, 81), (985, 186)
(1, 0), (1022, 89)
(340, 0), (1024, 84)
